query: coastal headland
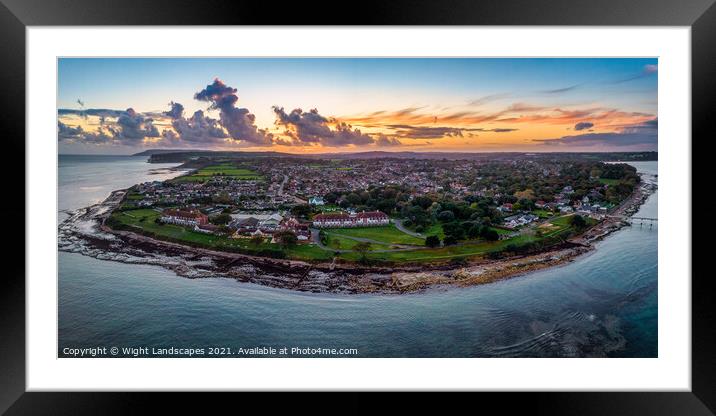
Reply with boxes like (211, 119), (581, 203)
(58, 153), (657, 294)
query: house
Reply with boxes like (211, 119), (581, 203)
(497, 203), (513, 213)
(503, 213), (539, 229)
(161, 209), (208, 227)
(308, 196), (325, 206)
(258, 213), (283, 231)
(312, 211), (389, 228)
(231, 217), (260, 234)
(195, 223), (220, 234)
(278, 217), (312, 241)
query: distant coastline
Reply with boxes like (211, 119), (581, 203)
(133, 149), (658, 164)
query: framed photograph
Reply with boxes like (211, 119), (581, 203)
(3, 0), (712, 412)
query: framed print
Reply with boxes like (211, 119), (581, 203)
(2, 0), (714, 413)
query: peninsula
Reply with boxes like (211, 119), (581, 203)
(58, 151), (657, 293)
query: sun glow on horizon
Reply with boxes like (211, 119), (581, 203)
(58, 58), (658, 154)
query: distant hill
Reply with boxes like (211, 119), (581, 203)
(137, 149), (658, 163)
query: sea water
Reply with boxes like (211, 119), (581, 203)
(58, 155), (657, 357)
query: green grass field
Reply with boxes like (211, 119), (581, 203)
(410, 222), (444, 239)
(350, 233), (539, 263)
(172, 164), (263, 183)
(109, 208), (332, 261)
(598, 178), (621, 185)
(328, 225), (425, 246)
(532, 209), (554, 218)
(110, 208), (583, 264)
(324, 234), (392, 251)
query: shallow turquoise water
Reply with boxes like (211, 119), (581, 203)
(58, 156), (657, 357)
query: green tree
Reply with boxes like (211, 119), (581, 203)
(425, 235), (441, 248)
(481, 228), (500, 241)
(437, 210), (455, 222)
(211, 213), (232, 225)
(291, 204), (312, 219)
(353, 241), (372, 263)
(570, 214), (587, 229)
(274, 231), (298, 248)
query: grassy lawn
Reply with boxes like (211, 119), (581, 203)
(324, 234), (392, 251)
(357, 233), (539, 263)
(110, 209), (585, 265)
(549, 215), (574, 226)
(172, 164), (263, 183)
(109, 208), (331, 261)
(538, 214), (594, 239)
(598, 178), (621, 186)
(329, 225), (425, 246)
(413, 223), (445, 239)
(532, 209), (554, 218)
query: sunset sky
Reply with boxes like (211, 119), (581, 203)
(58, 58), (658, 154)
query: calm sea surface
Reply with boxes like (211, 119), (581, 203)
(58, 155), (657, 357)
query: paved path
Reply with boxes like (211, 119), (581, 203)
(391, 219), (424, 238)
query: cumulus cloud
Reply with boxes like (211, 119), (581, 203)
(57, 121), (83, 139)
(535, 118), (657, 151)
(272, 107), (374, 146)
(165, 106), (230, 144)
(374, 134), (402, 147)
(114, 108), (160, 140)
(574, 121), (594, 131)
(58, 121), (114, 144)
(163, 101), (185, 119)
(194, 78), (273, 145)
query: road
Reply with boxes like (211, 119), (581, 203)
(277, 174), (288, 195)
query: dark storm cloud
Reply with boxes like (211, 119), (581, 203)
(272, 107), (374, 146)
(194, 78), (273, 145)
(535, 118), (657, 150)
(574, 121), (594, 131)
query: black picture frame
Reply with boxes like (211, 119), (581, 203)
(1, 0), (712, 413)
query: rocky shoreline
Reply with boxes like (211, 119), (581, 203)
(58, 173), (656, 294)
